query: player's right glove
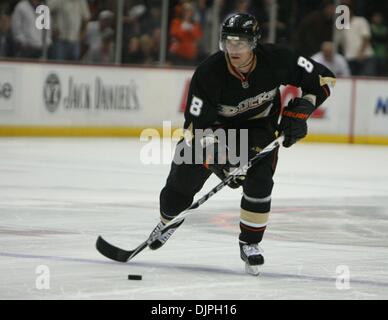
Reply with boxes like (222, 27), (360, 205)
(200, 134), (245, 189)
(279, 97), (316, 148)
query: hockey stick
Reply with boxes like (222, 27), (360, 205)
(96, 135), (284, 263)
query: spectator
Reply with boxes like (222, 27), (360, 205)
(255, 0), (288, 43)
(311, 42), (351, 77)
(223, 0), (257, 21)
(124, 36), (143, 64)
(149, 27), (162, 62)
(196, 0), (213, 59)
(370, 13), (388, 76)
(335, 2), (376, 76)
(139, 33), (157, 65)
(123, 33), (157, 65)
(121, 3), (147, 61)
(83, 28), (114, 64)
(232, 0), (253, 15)
(141, 5), (161, 36)
(11, 0), (51, 59)
(47, 0), (91, 61)
(140, 4), (162, 61)
(85, 10), (114, 54)
(123, 4), (147, 39)
(0, 13), (14, 57)
(169, 2), (203, 66)
(294, 1), (335, 57)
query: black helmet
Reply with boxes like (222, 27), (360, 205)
(220, 13), (261, 51)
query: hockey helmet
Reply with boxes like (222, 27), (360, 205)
(220, 13), (261, 52)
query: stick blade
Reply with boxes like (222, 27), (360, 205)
(96, 236), (131, 262)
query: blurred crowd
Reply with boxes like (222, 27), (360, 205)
(0, 0), (387, 77)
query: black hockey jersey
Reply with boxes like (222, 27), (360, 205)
(183, 44), (336, 132)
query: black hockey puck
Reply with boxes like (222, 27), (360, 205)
(128, 274), (142, 280)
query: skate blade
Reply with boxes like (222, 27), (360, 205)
(245, 263), (261, 276)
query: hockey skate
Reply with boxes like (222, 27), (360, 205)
(148, 220), (184, 250)
(239, 242), (264, 276)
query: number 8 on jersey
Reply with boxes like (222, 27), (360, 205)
(190, 96), (203, 117)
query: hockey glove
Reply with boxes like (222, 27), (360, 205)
(279, 97), (316, 148)
(200, 134), (245, 189)
(207, 162), (245, 189)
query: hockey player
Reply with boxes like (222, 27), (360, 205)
(149, 13), (336, 275)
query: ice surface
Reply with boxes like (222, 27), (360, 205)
(0, 138), (387, 299)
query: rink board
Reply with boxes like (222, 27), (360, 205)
(0, 61), (388, 144)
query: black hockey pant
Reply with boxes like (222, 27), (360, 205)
(159, 127), (279, 244)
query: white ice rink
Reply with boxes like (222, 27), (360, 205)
(0, 138), (388, 300)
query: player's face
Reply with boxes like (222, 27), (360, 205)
(225, 38), (253, 68)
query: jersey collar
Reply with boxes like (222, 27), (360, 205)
(225, 53), (257, 89)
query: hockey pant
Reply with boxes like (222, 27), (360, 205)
(159, 127), (279, 244)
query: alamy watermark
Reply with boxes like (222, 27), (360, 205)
(35, 265), (50, 290)
(35, 5), (50, 30)
(336, 265), (351, 290)
(139, 121), (249, 167)
(336, 5), (351, 30)
(34, 5), (350, 32)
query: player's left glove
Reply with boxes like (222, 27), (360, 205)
(208, 162), (246, 189)
(279, 97), (316, 148)
(200, 134), (245, 189)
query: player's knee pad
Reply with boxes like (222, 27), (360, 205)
(241, 192), (272, 213)
(159, 185), (193, 220)
(242, 178), (273, 213)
